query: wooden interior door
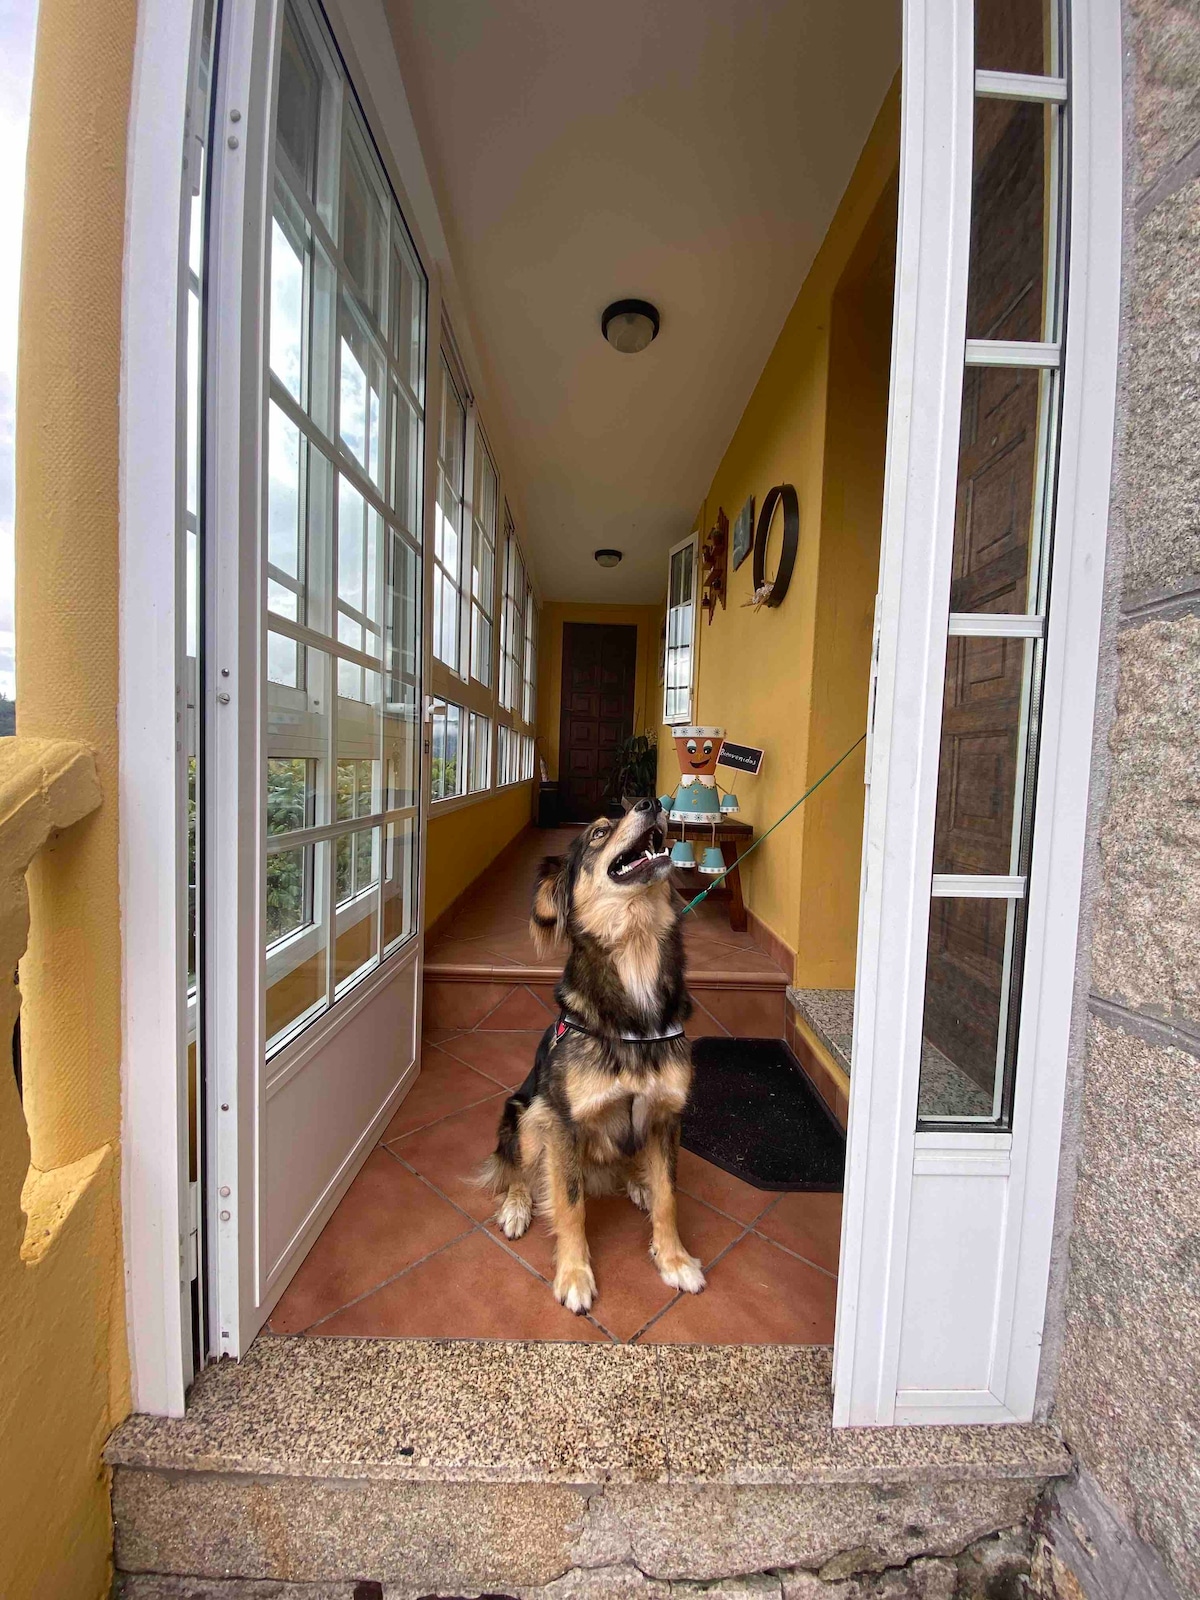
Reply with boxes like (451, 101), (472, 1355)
(558, 623), (637, 822)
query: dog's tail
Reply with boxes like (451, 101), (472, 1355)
(471, 1092), (526, 1193)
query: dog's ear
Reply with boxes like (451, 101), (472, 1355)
(530, 854), (570, 955)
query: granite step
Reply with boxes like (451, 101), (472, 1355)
(107, 1338), (1069, 1593)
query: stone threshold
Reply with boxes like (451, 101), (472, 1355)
(108, 1338), (1066, 1487)
(107, 1340), (1068, 1590)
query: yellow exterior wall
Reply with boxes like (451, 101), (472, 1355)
(656, 82), (899, 980)
(2, 0), (137, 1594)
(537, 602), (663, 782)
(425, 782), (535, 926)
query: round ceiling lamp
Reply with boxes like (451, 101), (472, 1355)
(594, 548), (623, 568)
(601, 299), (660, 354)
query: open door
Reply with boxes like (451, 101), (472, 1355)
(834, 0), (1121, 1423)
(205, 0), (429, 1354)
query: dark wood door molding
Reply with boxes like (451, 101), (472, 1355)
(558, 623), (638, 823)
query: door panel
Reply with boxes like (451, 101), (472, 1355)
(207, 0), (430, 1354)
(558, 623), (637, 821)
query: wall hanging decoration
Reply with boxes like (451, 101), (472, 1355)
(744, 482), (799, 609)
(700, 507), (728, 624)
(732, 495), (755, 570)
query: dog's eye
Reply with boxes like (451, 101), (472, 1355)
(591, 826), (608, 842)
(686, 740), (697, 754)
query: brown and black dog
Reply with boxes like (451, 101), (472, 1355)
(477, 798), (705, 1314)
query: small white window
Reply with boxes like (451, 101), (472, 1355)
(469, 436), (498, 688)
(663, 532), (698, 725)
(432, 355), (467, 675)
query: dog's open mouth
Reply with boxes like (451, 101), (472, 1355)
(608, 826), (669, 881)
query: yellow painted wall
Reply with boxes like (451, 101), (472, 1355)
(425, 782), (535, 927)
(537, 602), (663, 781)
(2, 0), (137, 1594)
(656, 81), (899, 981)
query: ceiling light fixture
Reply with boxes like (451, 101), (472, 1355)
(601, 299), (660, 354)
(594, 549), (623, 568)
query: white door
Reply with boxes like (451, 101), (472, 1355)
(834, 0), (1121, 1423)
(205, 0), (430, 1354)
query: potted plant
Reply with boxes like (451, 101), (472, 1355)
(605, 732), (659, 811)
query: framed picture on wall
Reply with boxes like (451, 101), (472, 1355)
(732, 495), (754, 569)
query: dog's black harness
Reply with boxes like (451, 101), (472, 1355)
(552, 1010), (685, 1046)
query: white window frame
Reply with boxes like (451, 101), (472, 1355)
(663, 531), (699, 726)
(833, 0), (1122, 1426)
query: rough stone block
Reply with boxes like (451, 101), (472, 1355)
(1122, 178), (1200, 603)
(1091, 615), (1200, 1019)
(1129, 0), (1200, 201)
(1056, 1017), (1200, 1600)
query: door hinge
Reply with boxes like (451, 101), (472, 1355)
(184, 1180), (200, 1283)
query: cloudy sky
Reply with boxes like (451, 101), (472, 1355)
(0, 0), (39, 704)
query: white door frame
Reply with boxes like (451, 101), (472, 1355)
(833, 0), (1123, 1425)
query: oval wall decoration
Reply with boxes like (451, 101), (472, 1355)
(751, 482), (799, 607)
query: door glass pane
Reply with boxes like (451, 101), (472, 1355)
(383, 816), (416, 952)
(263, 0), (426, 1061)
(952, 366), (1057, 614)
(967, 100), (1058, 342)
(975, 0), (1057, 76)
(266, 838), (328, 1051)
(933, 636), (1038, 876)
(920, 897), (1022, 1121)
(333, 824), (380, 994)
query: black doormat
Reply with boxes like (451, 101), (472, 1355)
(681, 1036), (845, 1192)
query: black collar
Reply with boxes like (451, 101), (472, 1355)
(553, 1010), (686, 1046)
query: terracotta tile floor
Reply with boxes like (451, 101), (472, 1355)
(268, 1013), (841, 1345)
(266, 824), (837, 1345)
(425, 826), (788, 985)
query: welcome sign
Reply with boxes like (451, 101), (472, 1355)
(717, 740), (764, 776)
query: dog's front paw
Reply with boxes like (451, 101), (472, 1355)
(553, 1261), (596, 1314)
(654, 1249), (705, 1294)
(626, 1181), (651, 1212)
(496, 1188), (532, 1239)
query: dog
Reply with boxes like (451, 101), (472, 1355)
(477, 797), (705, 1314)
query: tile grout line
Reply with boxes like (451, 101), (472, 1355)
(628, 1219), (760, 1342)
(382, 1142), (616, 1342)
(746, 1223), (840, 1282)
(293, 1226), (475, 1335)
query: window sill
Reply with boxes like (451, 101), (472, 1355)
(428, 779), (532, 820)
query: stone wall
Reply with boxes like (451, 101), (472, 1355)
(1047, 2), (1200, 1596)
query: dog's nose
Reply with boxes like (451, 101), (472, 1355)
(633, 797), (656, 815)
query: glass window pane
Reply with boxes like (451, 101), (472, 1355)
(333, 825), (380, 994)
(340, 119), (386, 325)
(339, 299), (385, 490)
(268, 403), (302, 582)
(975, 0), (1057, 75)
(952, 366), (1056, 614)
(389, 228), (423, 397)
(932, 636), (1037, 877)
(383, 703), (419, 811)
(967, 100), (1057, 343)
(920, 896), (1022, 1121)
(336, 663), (381, 792)
(430, 703), (463, 801)
(270, 208), (305, 402)
(390, 383), (421, 532)
(266, 838), (328, 1052)
(267, 636), (329, 809)
(276, 7), (323, 198)
(383, 816), (416, 952)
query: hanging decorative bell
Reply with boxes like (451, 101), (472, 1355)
(720, 791), (740, 815)
(658, 793), (675, 813)
(669, 838), (696, 867)
(698, 845), (725, 875)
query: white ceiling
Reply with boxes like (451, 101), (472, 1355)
(384, 0), (900, 603)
